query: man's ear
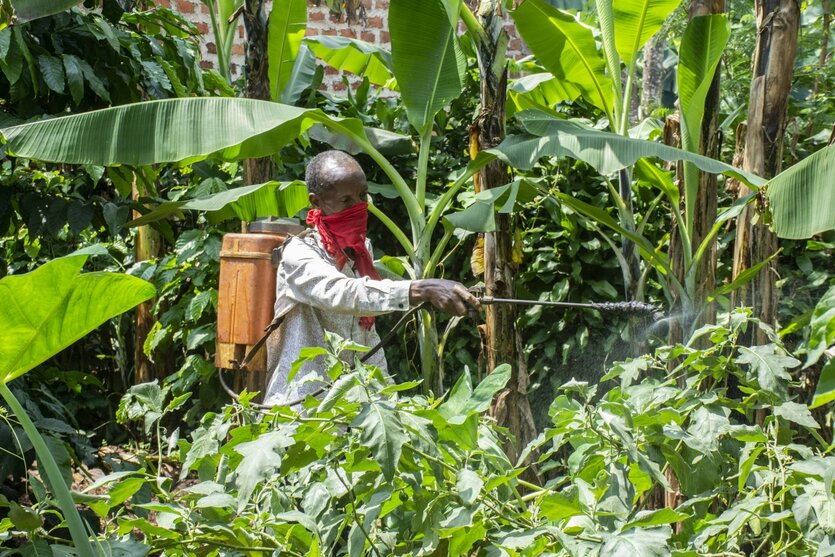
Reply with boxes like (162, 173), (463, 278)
(309, 192), (320, 209)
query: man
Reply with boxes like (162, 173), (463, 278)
(263, 150), (480, 406)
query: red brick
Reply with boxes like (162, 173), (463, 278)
(361, 31), (375, 42)
(200, 60), (213, 69)
(380, 30), (390, 43)
(200, 2), (209, 13)
(339, 28), (356, 38)
(332, 80), (346, 91)
(155, 0), (171, 7)
(322, 28), (337, 35)
(324, 66), (338, 75)
(206, 42), (217, 54)
(175, 0), (195, 14)
(509, 38), (523, 52)
(195, 21), (208, 34)
(310, 10), (325, 21)
(231, 43), (244, 56)
(239, 25), (245, 38)
(230, 63), (238, 74)
(367, 16), (383, 28)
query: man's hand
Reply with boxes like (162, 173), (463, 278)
(409, 279), (481, 317)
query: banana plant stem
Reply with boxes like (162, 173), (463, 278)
(0, 381), (98, 557)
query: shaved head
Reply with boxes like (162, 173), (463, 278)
(305, 150), (366, 196)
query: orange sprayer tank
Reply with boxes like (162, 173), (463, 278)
(215, 220), (304, 373)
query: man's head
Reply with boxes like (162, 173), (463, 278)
(305, 150), (368, 215)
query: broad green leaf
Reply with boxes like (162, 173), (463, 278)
(468, 363), (512, 413)
(318, 372), (359, 413)
(305, 35), (394, 87)
(767, 144), (835, 239)
(62, 54), (84, 104)
(506, 73), (581, 117)
(445, 200), (495, 232)
(282, 42), (318, 104)
(128, 181), (308, 227)
(806, 285), (835, 368)
(308, 123), (414, 156)
(234, 430), (294, 508)
(0, 256), (155, 384)
(614, 0), (682, 66)
(268, 0), (306, 101)
(439, 364), (511, 418)
(351, 401), (406, 481)
(811, 359), (835, 409)
(456, 469), (483, 505)
(512, 0), (615, 118)
(677, 15), (730, 229)
(774, 401), (819, 429)
(623, 508), (689, 530)
(539, 492), (584, 521)
(8, 502), (40, 531)
(439, 367), (473, 418)
(11, 0), (80, 22)
(601, 526), (672, 556)
(448, 521), (487, 556)
(736, 344), (799, 400)
(37, 54), (65, 94)
(492, 111), (765, 188)
(0, 97), (369, 167)
(390, 0), (466, 134)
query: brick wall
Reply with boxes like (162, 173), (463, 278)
(155, 0), (529, 93)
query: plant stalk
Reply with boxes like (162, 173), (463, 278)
(0, 382), (98, 557)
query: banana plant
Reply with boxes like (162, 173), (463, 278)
(0, 255), (156, 554)
(202, 0), (245, 85)
(510, 0), (683, 301)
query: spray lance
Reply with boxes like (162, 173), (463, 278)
(476, 295), (665, 323)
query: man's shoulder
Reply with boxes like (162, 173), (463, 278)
(282, 230), (330, 262)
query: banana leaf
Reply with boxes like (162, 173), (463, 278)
(491, 110), (765, 189)
(268, 0), (307, 101)
(390, 0), (466, 134)
(506, 73), (581, 117)
(0, 97), (369, 166)
(304, 35), (394, 87)
(613, 0), (682, 66)
(511, 0), (615, 119)
(128, 180), (309, 227)
(767, 143), (835, 239)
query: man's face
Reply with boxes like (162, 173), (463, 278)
(309, 162), (369, 215)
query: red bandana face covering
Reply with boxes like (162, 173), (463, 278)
(306, 201), (381, 330)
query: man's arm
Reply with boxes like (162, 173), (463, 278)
(282, 238), (411, 316)
(282, 239), (480, 317)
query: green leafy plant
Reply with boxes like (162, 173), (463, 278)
(0, 255), (155, 554)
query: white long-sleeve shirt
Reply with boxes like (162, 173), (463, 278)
(263, 230), (412, 406)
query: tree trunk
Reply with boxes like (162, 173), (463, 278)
(133, 173), (162, 385)
(731, 0), (800, 344)
(640, 31), (668, 120)
(473, 0), (537, 468)
(239, 0), (275, 397)
(243, 0), (275, 186)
